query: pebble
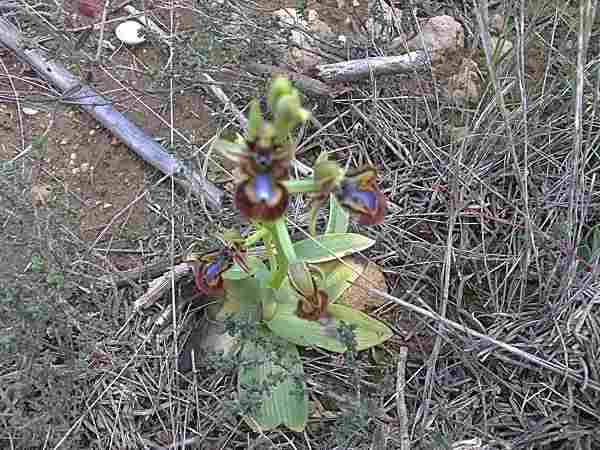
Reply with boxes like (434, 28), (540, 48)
(102, 203), (112, 209)
(22, 107), (39, 116)
(89, 129), (96, 136)
(60, 139), (69, 145)
(70, 153), (77, 160)
(71, 168), (80, 175)
(115, 20), (146, 45)
(81, 163), (89, 172)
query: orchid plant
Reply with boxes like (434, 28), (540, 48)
(185, 78), (392, 432)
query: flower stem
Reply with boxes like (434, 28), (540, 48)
(268, 218), (297, 288)
(284, 178), (320, 194)
(244, 227), (270, 248)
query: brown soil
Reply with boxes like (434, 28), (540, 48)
(0, 26), (211, 249)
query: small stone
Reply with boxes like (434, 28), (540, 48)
(80, 163), (89, 172)
(71, 167), (80, 175)
(115, 20), (146, 45)
(22, 107), (39, 116)
(60, 139), (69, 145)
(110, 137), (120, 146)
(390, 15), (464, 57)
(102, 203), (112, 209)
(89, 129), (95, 136)
(70, 153), (77, 160)
(31, 184), (51, 207)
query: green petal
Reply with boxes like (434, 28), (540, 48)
(294, 233), (375, 263)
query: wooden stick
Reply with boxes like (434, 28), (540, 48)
(314, 50), (429, 82)
(396, 346), (410, 450)
(0, 18), (223, 208)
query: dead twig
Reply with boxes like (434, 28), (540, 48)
(396, 346), (410, 450)
(313, 51), (429, 82)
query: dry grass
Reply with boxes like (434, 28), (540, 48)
(1, 0), (600, 449)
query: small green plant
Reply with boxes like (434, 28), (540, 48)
(31, 135), (48, 159)
(30, 254), (44, 273)
(46, 271), (65, 289)
(296, 0), (306, 20)
(576, 224), (600, 272)
(185, 78), (391, 431)
(335, 399), (371, 447)
(0, 159), (15, 178)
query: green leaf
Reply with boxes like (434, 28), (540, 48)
(267, 284), (392, 352)
(239, 330), (308, 432)
(326, 195), (350, 234)
(294, 233), (375, 264)
(283, 178), (320, 194)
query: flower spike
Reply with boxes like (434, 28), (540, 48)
(218, 77), (310, 222)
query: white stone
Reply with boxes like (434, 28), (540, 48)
(22, 107), (39, 116)
(115, 20), (146, 45)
